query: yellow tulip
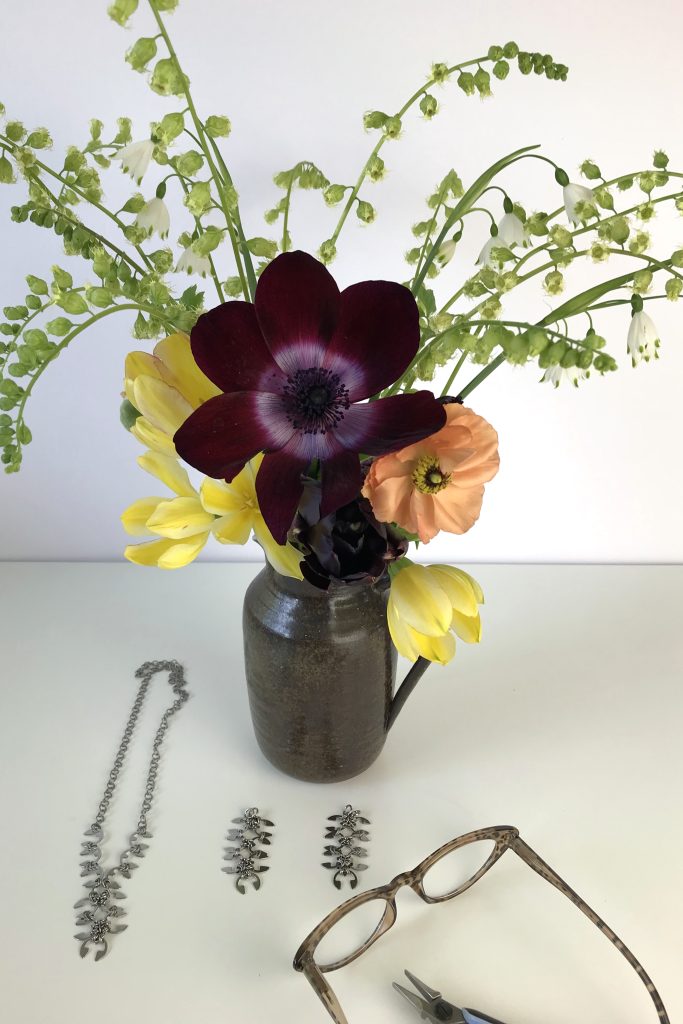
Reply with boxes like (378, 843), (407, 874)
(387, 562), (484, 665)
(122, 451), (303, 578)
(124, 332), (220, 454)
(199, 454), (304, 579)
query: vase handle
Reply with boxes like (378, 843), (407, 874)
(387, 656), (432, 732)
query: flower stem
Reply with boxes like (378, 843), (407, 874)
(282, 177), (294, 253)
(147, 1), (250, 300)
(206, 136), (257, 299)
(175, 175), (225, 302)
(329, 54), (491, 249)
(12, 302), (179, 462)
(413, 145), (540, 293)
(440, 351), (468, 396)
(457, 352), (505, 399)
(27, 172), (147, 277)
(0, 136), (154, 274)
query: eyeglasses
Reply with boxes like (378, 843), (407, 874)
(293, 825), (669, 1024)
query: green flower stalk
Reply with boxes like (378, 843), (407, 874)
(1, 2), (683, 477)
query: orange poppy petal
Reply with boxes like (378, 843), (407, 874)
(362, 402), (498, 541)
(410, 490), (439, 543)
(433, 484), (485, 534)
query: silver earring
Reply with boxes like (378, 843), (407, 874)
(223, 807), (273, 893)
(322, 804), (371, 889)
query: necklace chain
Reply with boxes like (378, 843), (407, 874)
(74, 660), (190, 960)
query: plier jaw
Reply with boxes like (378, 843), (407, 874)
(392, 969), (466, 1022)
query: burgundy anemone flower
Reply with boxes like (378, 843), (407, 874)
(174, 251), (446, 543)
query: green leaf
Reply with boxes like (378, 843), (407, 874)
(58, 292), (89, 316)
(121, 193), (145, 214)
(63, 147), (85, 173)
(0, 155), (15, 184)
(3, 305), (28, 320)
(26, 128), (52, 149)
(224, 277), (244, 298)
(17, 423), (32, 445)
(25, 274), (48, 295)
(91, 250), (113, 278)
(46, 317), (73, 337)
(51, 266), (73, 290)
(391, 525), (420, 543)
(24, 329), (48, 348)
(204, 115), (231, 138)
(150, 58), (189, 97)
(179, 285), (204, 311)
(539, 270), (645, 325)
(174, 150), (204, 177)
(16, 344), (38, 369)
(191, 226), (224, 256)
(86, 287), (113, 308)
(120, 398), (140, 430)
(148, 248), (174, 274)
(156, 111), (185, 145)
(108, 0), (138, 26)
(126, 36), (157, 73)
(114, 118), (133, 145)
(5, 121), (26, 143)
(183, 181), (212, 217)
(245, 237), (278, 259)
(363, 110), (388, 130)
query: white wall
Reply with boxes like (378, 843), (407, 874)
(1, 0), (682, 563)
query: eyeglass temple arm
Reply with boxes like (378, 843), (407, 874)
(510, 836), (670, 1024)
(300, 957), (351, 1024)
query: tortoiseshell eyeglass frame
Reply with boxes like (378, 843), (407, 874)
(293, 825), (669, 1024)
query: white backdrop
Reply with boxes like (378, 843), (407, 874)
(1, 0), (682, 563)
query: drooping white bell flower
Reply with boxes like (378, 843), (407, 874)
(135, 197), (170, 239)
(114, 140), (155, 184)
(497, 212), (528, 248)
(626, 310), (660, 366)
(541, 365), (588, 389)
(436, 238), (457, 267)
(175, 246), (212, 277)
(477, 212), (529, 266)
(476, 234), (500, 266)
(563, 183), (595, 226)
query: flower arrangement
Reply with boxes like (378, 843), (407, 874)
(2, 1), (682, 668)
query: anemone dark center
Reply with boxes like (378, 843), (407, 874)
(282, 367), (350, 435)
(412, 454), (451, 495)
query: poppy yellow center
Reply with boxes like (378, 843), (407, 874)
(412, 455), (451, 494)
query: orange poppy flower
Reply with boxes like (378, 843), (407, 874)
(362, 403), (499, 543)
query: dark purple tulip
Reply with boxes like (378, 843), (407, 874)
(292, 478), (408, 590)
(174, 251), (446, 543)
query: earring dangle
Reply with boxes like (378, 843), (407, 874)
(322, 804), (371, 890)
(223, 806), (274, 893)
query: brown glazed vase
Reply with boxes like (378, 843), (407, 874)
(242, 564), (430, 783)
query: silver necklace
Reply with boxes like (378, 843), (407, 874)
(74, 660), (190, 960)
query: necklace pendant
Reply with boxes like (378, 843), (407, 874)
(74, 848), (128, 960)
(74, 660), (190, 959)
(74, 914), (128, 961)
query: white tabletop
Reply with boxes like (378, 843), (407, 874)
(0, 562), (680, 1024)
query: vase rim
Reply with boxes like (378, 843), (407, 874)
(264, 560), (391, 597)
